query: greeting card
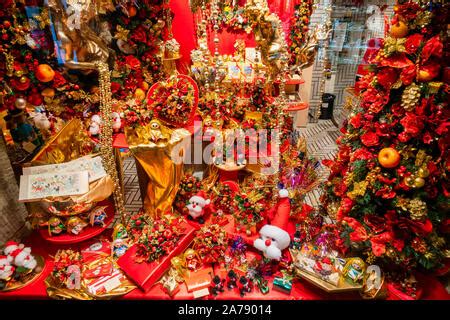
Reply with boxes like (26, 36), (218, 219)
(23, 156), (106, 183)
(19, 171), (89, 202)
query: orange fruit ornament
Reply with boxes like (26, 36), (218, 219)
(134, 88), (146, 100)
(41, 88), (55, 98)
(390, 21), (409, 38)
(378, 147), (401, 168)
(35, 64), (55, 82)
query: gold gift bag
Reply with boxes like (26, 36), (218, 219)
(125, 119), (191, 218)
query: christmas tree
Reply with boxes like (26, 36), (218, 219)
(322, 1), (449, 272)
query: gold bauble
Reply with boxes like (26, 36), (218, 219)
(418, 167), (430, 178)
(14, 69), (24, 77)
(19, 76), (28, 83)
(414, 177), (425, 188)
(404, 176), (414, 187)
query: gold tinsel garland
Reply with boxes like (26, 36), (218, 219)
(95, 61), (126, 222)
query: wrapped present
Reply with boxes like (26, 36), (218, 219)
(272, 272), (293, 295)
(183, 267), (213, 293)
(117, 221), (196, 292)
(83, 262), (113, 279)
(85, 269), (124, 296)
(81, 241), (112, 262)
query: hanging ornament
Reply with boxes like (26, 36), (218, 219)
(401, 83), (421, 111)
(14, 97), (27, 109)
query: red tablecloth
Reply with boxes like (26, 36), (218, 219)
(1, 231), (448, 300)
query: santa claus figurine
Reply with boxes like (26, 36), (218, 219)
(8, 246), (37, 270)
(186, 191), (211, 224)
(183, 249), (202, 271)
(0, 255), (15, 281)
(3, 241), (23, 261)
(253, 189), (291, 261)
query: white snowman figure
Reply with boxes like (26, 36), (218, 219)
(254, 189), (291, 261)
(186, 191), (210, 224)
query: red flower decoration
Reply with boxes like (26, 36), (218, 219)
(380, 54), (414, 69)
(336, 197), (354, 221)
(130, 25), (147, 44)
(377, 67), (398, 90)
(342, 217), (368, 242)
(396, 2), (422, 20)
(52, 71), (67, 88)
(405, 34), (424, 54)
(361, 131), (380, 147)
(400, 113), (425, 136)
(421, 36), (443, 62)
(352, 148), (375, 161)
(125, 55), (141, 70)
(111, 82), (121, 93)
(361, 88), (389, 114)
(349, 112), (363, 129)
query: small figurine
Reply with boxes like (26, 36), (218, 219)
(89, 206), (108, 227)
(186, 191), (211, 224)
(66, 265), (81, 290)
(67, 217), (88, 235)
(342, 258), (366, 285)
(48, 217), (65, 236)
(7, 245), (37, 270)
(112, 239), (129, 258)
(254, 189), (291, 261)
(361, 265), (386, 299)
(210, 275), (225, 296)
(238, 276), (252, 297)
(112, 112), (122, 133)
(313, 256), (334, 277)
(226, 270), (238, 290)
(183, 249), (202, 271)
(0, 255), (15, 282)
(112, 223), (128, 240)
(290, 230), (302, 250)
(88, 114), (102, 137)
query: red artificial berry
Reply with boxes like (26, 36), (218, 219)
(73, 84), (80, 90)
(2, 34), (9, 41)
(135, 220), (142, 226)
(4, 21), (11, 28)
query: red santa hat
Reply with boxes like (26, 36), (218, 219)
(8, 248), (22, 260)
(3, 241), (19, 255)
(0, 255), (9, 265)
(257, 190), (291, 250)
(190, 191), (211, 206)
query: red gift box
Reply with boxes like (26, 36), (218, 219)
(117, 222), (196, 292)
(81, 241), (112, 263)
(184, 267), (213, 293)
